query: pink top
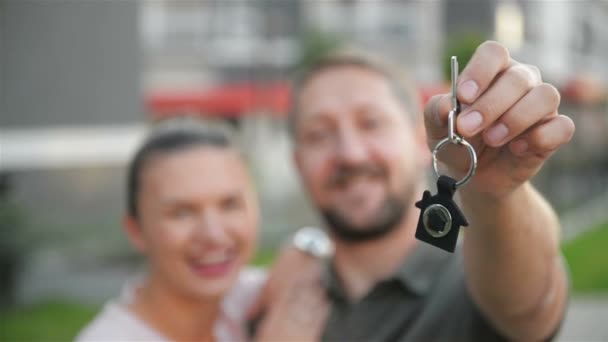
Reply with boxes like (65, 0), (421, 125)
(76, 268), (267, 342)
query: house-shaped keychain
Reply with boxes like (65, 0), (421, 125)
(415, 175), (468, 253)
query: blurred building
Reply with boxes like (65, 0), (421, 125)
(141, 0), (608, 110)
(141, 0), (443, 90)
(141, 0), (608, 216)
(1, 0), (607, 307)
(1, 0), (143, 306)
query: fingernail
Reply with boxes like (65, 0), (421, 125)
(459, 80), (479, 102)
(511, 139), (528, 155)
(458, 111), (483, 135)
(486, 123), (509, 145)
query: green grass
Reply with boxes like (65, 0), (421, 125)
(0, 250), (277, 342)
(0, 301), (98, 341)
(562, 221), (608, 293)
(251, 249), (277, 267)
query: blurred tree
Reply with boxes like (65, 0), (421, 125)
(0, 174), (26, 309)
(442, 32), (488, 82)
(292, 29), (344, 73)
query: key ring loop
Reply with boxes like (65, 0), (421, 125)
(432, 136), (478, 188)
(430, 55), (477, 188)
(448, 109), (459, 144)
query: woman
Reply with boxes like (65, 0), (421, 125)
(77, 120), (265, 341)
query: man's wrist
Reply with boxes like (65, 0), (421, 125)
(458, 181), (531, 209)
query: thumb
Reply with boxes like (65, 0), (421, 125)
(246, 286), (268, 320)
(423, 93), (452, 145)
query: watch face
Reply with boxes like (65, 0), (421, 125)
(294, 226), (333, 258)
(423, 204), (452, 238)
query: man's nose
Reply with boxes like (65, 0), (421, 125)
(336, 128), (368, 165)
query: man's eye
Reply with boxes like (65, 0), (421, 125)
(222, 197), (244, 212)
(360, 116), (383, 131)
(303, 129), (331, 144)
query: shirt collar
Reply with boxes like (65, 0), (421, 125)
(393, 242), (455, 296)
(322, 259), (346, 300)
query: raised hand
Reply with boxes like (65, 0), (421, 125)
(424, 41), (575, 199)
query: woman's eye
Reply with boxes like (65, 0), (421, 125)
(171, 207), (194, 219)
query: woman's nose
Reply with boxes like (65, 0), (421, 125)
(195, 210), (230, 244)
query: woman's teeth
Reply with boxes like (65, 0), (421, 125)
(195, 253), (231, 265)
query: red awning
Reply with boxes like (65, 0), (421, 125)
(560, 74), (606, 105)
(146, 82), (448, 119)
(146, 83), (290, 119)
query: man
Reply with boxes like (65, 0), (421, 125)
(256, 41), (574, 341)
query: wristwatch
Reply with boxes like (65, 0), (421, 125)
(292, 226), (333, 259)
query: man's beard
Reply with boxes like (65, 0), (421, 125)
(319, 162), (415, 243)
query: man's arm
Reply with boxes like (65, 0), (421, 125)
(424, 41), (574, 340)
(460, 183), (568, 341)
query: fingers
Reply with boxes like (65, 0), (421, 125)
(247, 244), (323, 320)
(457, 63), (542, 138)
(426, 41), (541, 142)
(423, 93), (452, 141)
(509, 115), (575, 157)
(457, 41), (512, 103)
(425, 40), (570, 161)
(286, 278), (324, 300)
(247, 287), (267, 320)
(483, 83), (560, 147)
(290, 280), (329, 330)
(270, 275), (326, 316)
(266, 277), (329, 338)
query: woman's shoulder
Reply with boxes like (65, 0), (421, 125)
(75, 300), (165, 342)
(238, 267), (268, 288)
(222, 267), (268, 320)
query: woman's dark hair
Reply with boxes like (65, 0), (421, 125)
(126, 118), (235, 219)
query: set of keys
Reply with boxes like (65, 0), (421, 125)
(415, 56), (478, 253)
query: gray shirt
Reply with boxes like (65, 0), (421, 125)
(322, 243), (508, 342)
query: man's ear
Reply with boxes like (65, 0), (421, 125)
(123, 215), (147, 253)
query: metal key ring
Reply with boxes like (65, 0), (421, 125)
(432, 136), (478, 188)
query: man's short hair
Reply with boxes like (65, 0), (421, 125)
(288, 47), (421, 137)
(126, 117), (236, 219)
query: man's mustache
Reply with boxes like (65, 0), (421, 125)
(327, 163), (385, 188)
